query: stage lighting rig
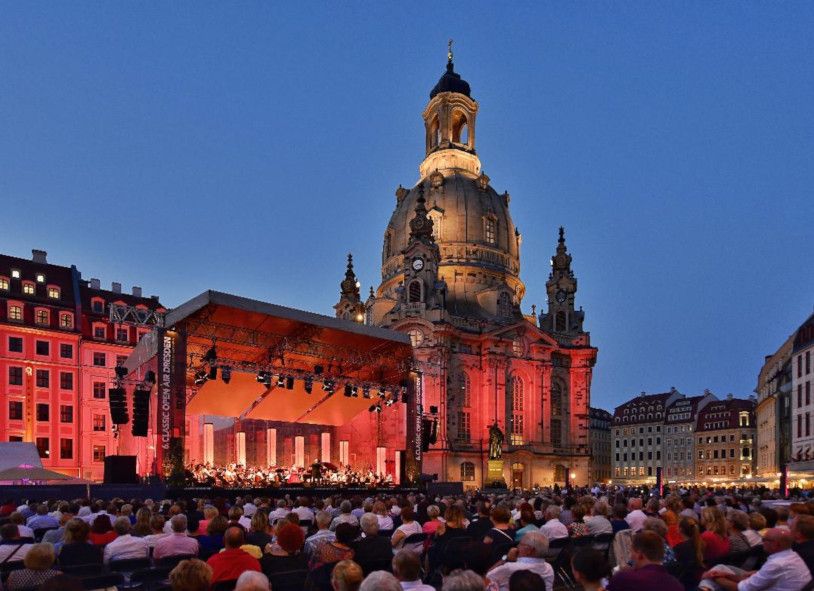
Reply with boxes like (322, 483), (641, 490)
(221, 366), (232, 384)
(369, 404), (382, 413)
(277, 374), (286, 388)
(362, 386), (371, 399)
(256, 371), (271, 386)
(194, 370), (208, 386)
(114, 365), (128, 381)
(323, 379), (335, 393)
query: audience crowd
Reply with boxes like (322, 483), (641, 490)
(0, 484), (813, 590)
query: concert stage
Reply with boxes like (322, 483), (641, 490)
(124, 290), (421, 485)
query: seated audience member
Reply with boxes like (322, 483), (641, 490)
(43, 510), (73, 547)
(726, 510), (752, 555)
(422, 505), (444, 538)
(466, 502), (494, 540)
(9, 512), (33, 539)
(539, 505), (568, 541)
(26, 503), (59, 530)
(483, 506), (515, 546)
(235, 570), (271, 591)
(0, 522), (33, 563)
(793, 514), (814, 577)
(309, 521), (354, 570)
(700, 507), (730, 563)
(624, 498), (647, 532)
(749, 512), (768, 539)
(247, 510), (273, 548)
(508, 570), (546, 591)
(571, 548), (610, 591)
(585, 501), (613, 536)
(392, 549), (434, 590)
(643, 517), (677, 568)
(143, 514), (169, 549)
(169, 558), (213, 591)
(440, 569), (486, 591)
(88, 513), (117, 546)
(195, 506), (219, 536)
(198, 514), (228, 555)
(391, 506), (423, 553)
(699, 528), (811, 591)
(662, 497), (683, 547)
(360, 570), (402, 591)
(261, 522), (306, 575)
(354, 515), (392, 567)
(331, 559), (364, 591)
(611, 504), (631, 534)
(6, 542), (61, 590)
(513, 504), (539, 542)
(207, 526), (262, 584)
(486, 531), (554, 591)
(57, 518), (102, 567)
(373, 501), (395, 532)
(154, 514), (199, 559)
(332, 501), (360, 531)
(568, 504), (590, 538)
(605, 531), (683, 591)
(672, 517), (705, 591)
(305, 510), (336, 558)
(132, 507), (153, 537)
(103, 516), (148, 564)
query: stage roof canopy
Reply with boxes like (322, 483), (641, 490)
(154, 290), (413, 426)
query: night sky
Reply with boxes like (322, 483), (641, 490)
(1, 3), (812, 412)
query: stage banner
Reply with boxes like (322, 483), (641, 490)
(156, 328), (187, 482)
(405, 372), (422, 484)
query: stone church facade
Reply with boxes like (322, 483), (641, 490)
(336, 55), (597, 488)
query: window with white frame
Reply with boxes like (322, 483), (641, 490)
(8, 304), (22, 321)
(0, 277), (8, 290)
(47, 287), (60, 299)
(35, 309), (49, 326)
(22, 282), (34, 295)
(59, 313), (73, 329)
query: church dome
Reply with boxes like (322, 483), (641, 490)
(430, 62), (471, 99)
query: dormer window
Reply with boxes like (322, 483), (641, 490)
(47, 287), (60, 299)
(11, 269), (20, 279)
(93, 323), (106, 339)
(0, 277), (8, 290)
(36, 274), (45, 283)
(35, 309), (49, 326)
(8, 303), (22, 321)
(59, 313), (74, 329)
(91, 298), (104, 314)
(22, 282), (35, 295)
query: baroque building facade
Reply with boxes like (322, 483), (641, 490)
(756, 334), (794, 477)
(589, 407), (612, 483)
(337, 55), (598, 488)
(695, 396), (756, 480)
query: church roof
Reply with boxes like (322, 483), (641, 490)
(430, 61), (471, 99)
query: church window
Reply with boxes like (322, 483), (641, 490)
(460, 461), (475, 481)
(407, 328), (424, 347)
(484, 217), (496, 245)
(457, 412), (471, 442)
(429, 114), (440, 148)
(555, 311), (566, 332)
(510, 376), (524, 445)
(458, 372), (471, 407)
(497, 292), (511, 317)
(451, 110), (468, 145)
(408, 280), (422, 303)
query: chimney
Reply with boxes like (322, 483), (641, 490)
(132, 286), (142, 297)
(640, 391), (646, 398)
(31, 249), (47, 264)
(112, 282), (121, 293)
(150, 295), (159, 301)
(90, 278), (101, 290)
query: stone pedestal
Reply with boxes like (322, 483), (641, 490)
(487, 459), (505, 486)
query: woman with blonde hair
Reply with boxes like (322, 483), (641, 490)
(331, 559), (364, 591)
(169, 558), (212, 591)
(132, 506), (153, 537)
(372, 500), (393, 531)
(699, 507), (729, 562)
(7, 543), (61, 590)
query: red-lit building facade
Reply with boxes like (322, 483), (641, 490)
(0, 250), (165, 480)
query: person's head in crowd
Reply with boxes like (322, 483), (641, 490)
(113, 516), (132, 536)
(23, 542), (56, 571)
(169, 559), (213, 591)
(392, 549), (423, 582)
(400, 505), (416, 523)
(445, 504), (466, 528)
(544, 505), (561, 521)
(592, 501), (609, 517)
(727, 510), (749, 533)
(629, 530), (666, 567)
(700, 507), (727, 538)
(276, 522), (304, 555)
(477, 501), (491, 519)
(339, 500), (353, 515)
(491, 506), (511, 526)
(251, 510), (269, 534)
(315, 510), (333, 530)
(749, 511), (767, 532)
(150, 514), (166, 534)
(9, 512), (24, 526)
(235, 570), (271, 591)
(285, 512), (300, 526)
(372, 501), (387, 516)
(793, 514), (814, 543)
(518, 531), (549, 558)
(762, 528), (795, 555)
(760, 507), (779, 528)
(518, 504), (535, 526)
(571, 504), (587, 524)
(335, 523), (358, 547)
(509, 570), (545, 591)
(360, 513), (379, 537)
(228, 506), (244, 522)
(207, 515), (229, 537)
(38, 574), (83, 591)
(571, 548), (610, 589)
(64, 518), (90, 544)
(0, 522), (20, 541)
(776, 506), (790, 525)
(359, 570), (401, 591)
(642, 517), (668, 540)
(678, 517), (703, 565)
(612, 504), (628, 521)
(628, 498), (643, 511)
(426, 505), (440, 520)
(91, 514), (112, 534)
(223, 525), (245, 549)
(331, 559), (364, 591)
(170, 514), (188, 534)
(202, 506), (219, 522)
(441, 569), (486, 591)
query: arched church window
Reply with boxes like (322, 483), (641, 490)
(555, 311), (566, 332)
(383, 231), (392, 262)
(497, 292), (511, 318)
(407, 328), (424, 347)
(451, 110), (468, 144)
(484, 217), (497, 245)
(460, 461), (475, 481)
(458, 371), (471, 407)
(429, 114), (441, 148)
(408, 280), (422, 303)
(551, 381), (563, 416)
(510, 376), (524, 445)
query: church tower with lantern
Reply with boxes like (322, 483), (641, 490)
(342, 45), (598, 487)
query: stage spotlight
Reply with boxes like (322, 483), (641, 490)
(344, 384), (353, 397)
(304, 376), (313, 394)
(194, 369), (208, 386)
(256, 371), (271, 386)
(203, 345), (217, 365)
(285, 376), (295, 390)
(208, 365), (218, 380)
(277, 374), (286, 388)
(114, 365), (128, 380)
(221, 366), (232, 384)
(362, 386), (371, 399)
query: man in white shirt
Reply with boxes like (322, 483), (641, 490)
(103, 517), (148, 564)
(539, 506), (568, 541)
(486, 531), (555, 591)
(392, 549), (435, 591)
(269, 500), (289, 524)
(585, 502), (613, 536)
(624, 498), (647, 532)
(700, 528), (811, 591)
(293, 498), (314, 522)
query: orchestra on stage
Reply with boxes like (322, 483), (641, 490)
(185, 461), (395, 488)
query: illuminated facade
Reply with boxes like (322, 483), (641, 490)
(352, 55), (598, 488)
(756, 334), (794, 477)
(695, 396), (756, 480)
(0, 250), (165, 480)
(589, 407), (612, 483)
(790, 314), (814, 471)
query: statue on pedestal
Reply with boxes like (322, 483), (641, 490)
(488, 422), (504, 460)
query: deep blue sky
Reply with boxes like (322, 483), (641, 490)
(1, 4), (812, 412)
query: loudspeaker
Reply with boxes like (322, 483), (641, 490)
(109, 387), (129, 425)
(103, 455), (137, 484)
(131, 389), (150, 437)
